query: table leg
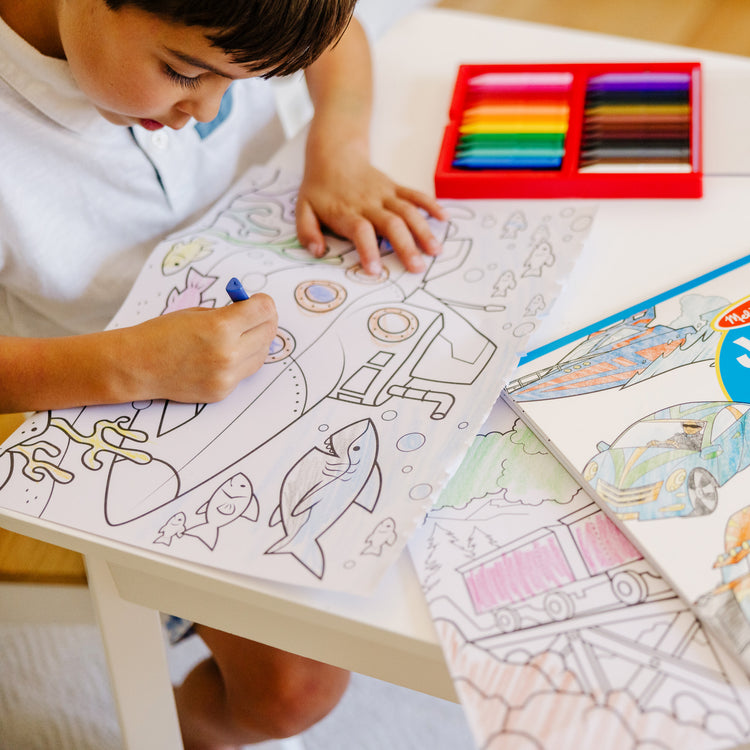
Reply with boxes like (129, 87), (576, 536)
(84, 554), (183, 750)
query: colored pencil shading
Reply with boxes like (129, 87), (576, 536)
(454, 71), (572, 171)
(578, 70), (692, 173)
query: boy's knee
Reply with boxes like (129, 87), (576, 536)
(229, 658), (350, 739)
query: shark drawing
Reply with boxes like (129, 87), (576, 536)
(184, 472), (258, 550)
(266, 418), (381, 578)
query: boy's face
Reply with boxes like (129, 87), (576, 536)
(58, 0), (261, 130)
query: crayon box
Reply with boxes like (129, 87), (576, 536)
(434, 62), (702, 199)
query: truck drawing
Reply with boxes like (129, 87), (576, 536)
(458, 503), (671, 632)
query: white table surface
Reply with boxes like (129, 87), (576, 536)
(5, 8), (750, 749)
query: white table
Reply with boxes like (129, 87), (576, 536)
(6, 9), (750, 749)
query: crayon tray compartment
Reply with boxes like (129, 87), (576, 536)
(434, 62), (702, 199)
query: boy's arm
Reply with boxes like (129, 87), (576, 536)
(298, 18), (447, 276)
(0, 296), (277, 412)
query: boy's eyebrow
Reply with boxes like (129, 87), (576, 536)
(163, 47), (237, 79)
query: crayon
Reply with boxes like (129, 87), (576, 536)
(453, 69), (574, 171)
(226, 277), (249, 302)
(457, 133), (566, 148)
(586, 72), (691, 90)
(576, 67), (694, 174)
(459, 120), (569, 135)
(583, 104), (690, 117)
(583, 123), (690, 133)
(580, 146), (690, 160)
(453, 155), (563, 169)
(467, 71), (574, 92)
(578, 161), (692, 173)
(439, 62), (700, 194)
(586, 81), (690, 93)
(579, 137), (689, 148)
(455, 146), (565, 159)
(463, 103), (570, 118)
(585, 90), (689, 104)
(464, 94), (571, 107)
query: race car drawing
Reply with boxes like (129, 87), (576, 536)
(582, 401), (750, 521)
(507, 305), (718, 401)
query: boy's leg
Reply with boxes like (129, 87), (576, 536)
(174, 624), (350, 750)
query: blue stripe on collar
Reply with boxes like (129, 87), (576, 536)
(194, 85), (234, 139)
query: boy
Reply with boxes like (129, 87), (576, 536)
(0, 0), (445, 747)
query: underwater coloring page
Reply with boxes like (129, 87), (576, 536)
(0, 167), (594, 592)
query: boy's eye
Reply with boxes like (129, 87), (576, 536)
(163, 64), (201, 90)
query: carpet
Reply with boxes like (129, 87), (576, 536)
(0, 622), (475, 750)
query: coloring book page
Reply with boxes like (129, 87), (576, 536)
(504, 252), (750, 673)
(409, 397), (750, 750)
(0, 166), (594, 593)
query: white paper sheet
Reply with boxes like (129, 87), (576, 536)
(410, 398), (750, 750)
(506, 251), (750, 673)
(0, 166), (593, 592)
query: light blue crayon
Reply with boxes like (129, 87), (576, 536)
(455, 146), (565, 159)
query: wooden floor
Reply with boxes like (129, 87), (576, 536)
(437, 0), (750, 57)
(0, 413), (87, 584)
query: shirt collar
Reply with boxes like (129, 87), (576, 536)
(0, 15), (117, 137)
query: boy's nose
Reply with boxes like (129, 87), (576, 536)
(176, 82), (230, 123)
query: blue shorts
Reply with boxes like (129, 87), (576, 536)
(163, 615), (196, 645)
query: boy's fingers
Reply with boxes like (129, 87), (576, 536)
(384, 197), (442, 258)
(295, 199), (327, 258)
(396, 186), (449, 222)
(227, 293), (278, 334)
(349, 218), (383, 275)
(373, 211), (425, 273)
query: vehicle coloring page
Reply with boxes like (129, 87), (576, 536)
(505, 252), (750, 674)
(0, 166), (593, 593)
(409, 398), (750, 750)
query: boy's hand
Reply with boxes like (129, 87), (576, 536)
(296, 140), (448, 276)
(0, 296), (278, 413)
(299, 17), (446, 276)
(128, 294), (278, 404)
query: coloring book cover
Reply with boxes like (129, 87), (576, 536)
(504, 251), (750, 673)
(409, 397), (750, 750)
(0, 166), (594, 593)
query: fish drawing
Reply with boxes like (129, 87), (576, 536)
(501, 210), (527, 239)
(266, 419), (381, 578)
(184, 473), (258, 550)
(492, 270), (516, 298)
(522, 239), (555, 277)
(162, 238), (213, 275)
(524, 293), (546, 317)
(361, 517), (397, 556)
(163, 268), (217, 313)
(154, 512), (187, 546)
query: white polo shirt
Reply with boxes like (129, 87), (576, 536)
(0, 16), (284, 337)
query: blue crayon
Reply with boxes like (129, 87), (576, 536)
(453, 155), (562, 169)
(226, 277), (250, 302)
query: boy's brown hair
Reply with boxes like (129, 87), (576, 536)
(103, 0), (356, 77)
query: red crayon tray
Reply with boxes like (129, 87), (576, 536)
(434, 61), (702, 199)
